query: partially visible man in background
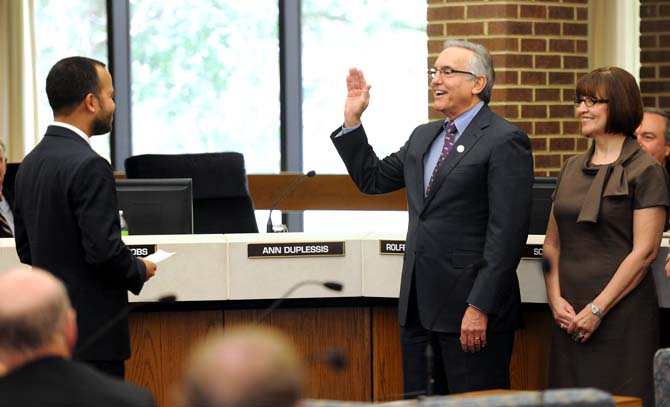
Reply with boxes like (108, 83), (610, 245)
(636, 107), (670, 172)
(636, 108), (670, 276)
(178, 325), (304, 407)
(0, 141), (14, 238)
(0, 267), (156, 406)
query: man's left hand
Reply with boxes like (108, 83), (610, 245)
(460, 305), (488, 353)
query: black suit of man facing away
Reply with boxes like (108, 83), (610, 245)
(332, 40), (533, 395)
(13, 56), (158, 379)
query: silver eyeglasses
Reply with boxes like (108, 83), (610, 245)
(574, 97), (609, 107)
(428, 66), (476, 79)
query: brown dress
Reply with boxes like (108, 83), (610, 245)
(549, 137), (669, 406)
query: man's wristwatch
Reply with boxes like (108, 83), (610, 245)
(590, 302), (603, 319)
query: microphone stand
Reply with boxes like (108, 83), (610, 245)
(255, 280), (342, 324)
(266, 170), (316, 233)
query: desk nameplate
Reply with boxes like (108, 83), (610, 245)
(522, 244), (543, 259)
(379, 240), (405, 255)
(127, 244), (157, 257)
(248, 242), (345, 259)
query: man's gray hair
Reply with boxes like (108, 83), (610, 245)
(443, 39), (495, 104)
(0, 277), (70, 353)
(644, 107), (670, 145)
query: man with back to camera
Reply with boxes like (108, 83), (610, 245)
(0, 141), (14, 238)
(636, 107), (670, 173)
(331, 40), (533, 395)
(12, 56), (157, 379)
(177, 325), (304, 407)
(0, 267), (156, 406)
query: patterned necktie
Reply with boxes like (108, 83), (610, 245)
(0, 212), (12, 237)
(426, 120), (458, 194)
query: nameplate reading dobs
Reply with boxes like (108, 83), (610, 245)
(127, 244), (157, 257)
(248, 242), (345, 258)
(380, 240), (405, 255)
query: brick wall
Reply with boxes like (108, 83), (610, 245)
(640, 0), (670, 113)
(427, 0), (590, 175)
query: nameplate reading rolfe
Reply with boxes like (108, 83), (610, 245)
(248, 242), (345, 258)
(380, 240), (405, 255)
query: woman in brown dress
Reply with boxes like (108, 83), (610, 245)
(543, 66), (669, 406)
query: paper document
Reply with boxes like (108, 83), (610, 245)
(145, 249), (175, 264)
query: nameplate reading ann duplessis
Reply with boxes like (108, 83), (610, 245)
(248, 242), (345, 258)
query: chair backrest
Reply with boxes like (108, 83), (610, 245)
(655, 348), (670, 407)
(124, 152), (258, 234)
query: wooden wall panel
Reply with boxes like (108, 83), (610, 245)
(123, 304), (551, 406)
(126, 310), (223, 407)
(510, 308), (552, 390)
(372, 305), (553, 397)
(224, 307), (372, 401)
(247, 174), (406, 211)
(371, 305), (404, 402)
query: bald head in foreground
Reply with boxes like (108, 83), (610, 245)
(179, 325), (304, 407)
(0, 268), (155, 406)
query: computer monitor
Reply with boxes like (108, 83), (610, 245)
(528, 176), (556, 235)
(115, 178), (194, 235)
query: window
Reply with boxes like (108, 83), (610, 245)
(129, 0), (280, 173)
(301, 0), (427, 232)
(33, 0), (109, 159)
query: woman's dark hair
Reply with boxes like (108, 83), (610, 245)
(45, 56), (106, 116)
(576, 66), (643, 138)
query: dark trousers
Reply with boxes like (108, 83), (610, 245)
(84, 360), (125, 380)
(400, 279), (514, 397)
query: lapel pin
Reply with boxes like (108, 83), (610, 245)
(456, 145), (465, 153)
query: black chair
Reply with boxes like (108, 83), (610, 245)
(124, 152), (258, 234)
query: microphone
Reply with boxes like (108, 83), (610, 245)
(74, 294), (177, 358)
(255, 280), (343, 324)
(266, 170), (316, 233)
(309, 348), (347, 371)
(424, 259), (487, 397)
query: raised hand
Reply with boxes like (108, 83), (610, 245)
(344, 68), (371, 128)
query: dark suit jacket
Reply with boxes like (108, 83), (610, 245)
(332, 105), (533, 333)
(13, 125), (146, 361)
(0, 356), (155, 407)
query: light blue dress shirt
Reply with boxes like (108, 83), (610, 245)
(422, 101), (484, 194)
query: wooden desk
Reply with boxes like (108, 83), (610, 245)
(451, 389), (641, 407)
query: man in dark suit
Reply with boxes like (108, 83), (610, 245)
(0, 141), (14, 238)
(332, 40), (533, 395)
(12, 56), (157, 379)
(0, 267), (156, 406)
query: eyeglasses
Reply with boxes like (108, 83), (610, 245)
(573, 97), (608, 107)
(428, 66), (476, 79)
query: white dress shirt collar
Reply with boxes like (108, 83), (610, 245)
(51, 122), (91, 145)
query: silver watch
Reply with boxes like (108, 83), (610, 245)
(590, 302), (603, 319)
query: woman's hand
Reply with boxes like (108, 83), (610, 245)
(548, 296), (576, 332)
(567, 304), (602, 343)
